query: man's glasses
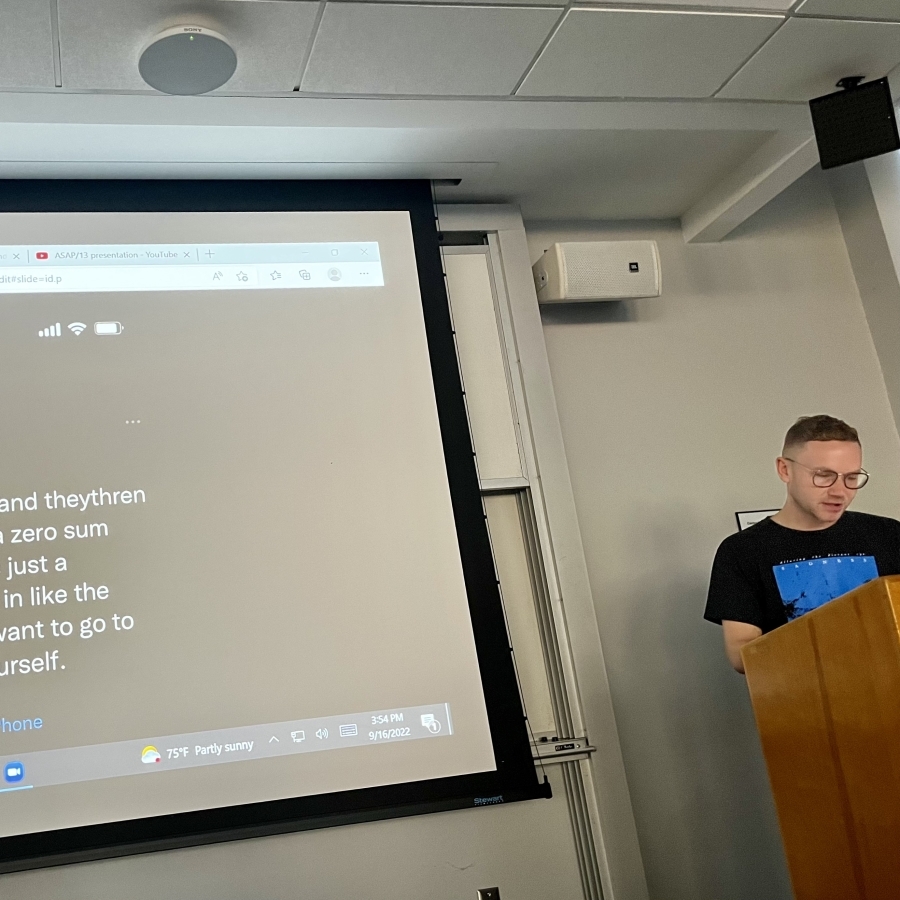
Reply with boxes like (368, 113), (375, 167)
(783, 457), (869, 490)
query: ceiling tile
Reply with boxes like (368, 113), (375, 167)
(307, 0), (789, 5)
(719, 17), (900, 100)
(518, 9), (782, 98)
(317, 0), (565, 5)
(642, 0), (793, 7)
(0, 0), (55, 89)
(796, 0), (900, 20)
(59, 0), (320, 93)
(301, 4), (561, 96)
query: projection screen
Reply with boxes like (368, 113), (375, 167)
(0, 181), (545, 872)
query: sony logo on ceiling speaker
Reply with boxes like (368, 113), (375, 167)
(532, 241), (661, 303)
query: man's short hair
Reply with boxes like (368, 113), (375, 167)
(783, 415), (860, 454)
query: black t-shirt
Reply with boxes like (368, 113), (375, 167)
(704, 511), (900, 634)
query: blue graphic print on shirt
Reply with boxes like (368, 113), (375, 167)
(772, 556), (879, 621)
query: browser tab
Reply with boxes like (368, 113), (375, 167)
(0, 247), (27, 266)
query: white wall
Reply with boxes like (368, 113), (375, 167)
(528, 168), (900, 900)
(829, 156), (900, 432)
(2, 766), (581, 900)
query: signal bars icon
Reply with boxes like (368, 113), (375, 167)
(38, 322), (87, 337)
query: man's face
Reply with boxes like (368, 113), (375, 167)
(778, 440), (863, 527)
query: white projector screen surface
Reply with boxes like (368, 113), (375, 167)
(0, 210), (497, 840)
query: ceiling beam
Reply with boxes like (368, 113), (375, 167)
(681, 130), (819, 242)
(0, 91), (811, 132)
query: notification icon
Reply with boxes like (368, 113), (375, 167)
(35, 252), (48, 260)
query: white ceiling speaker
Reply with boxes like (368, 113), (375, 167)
(139, 26), (237, 95)
(532, 241), (661, 303)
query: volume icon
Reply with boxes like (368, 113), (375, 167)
(68, 322), (86, 336)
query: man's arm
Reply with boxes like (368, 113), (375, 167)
(722, 620), (762, 674)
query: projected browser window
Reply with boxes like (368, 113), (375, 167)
(0, 242), (384, 294)
(0, 212), (495, 838)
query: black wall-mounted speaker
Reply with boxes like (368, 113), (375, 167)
(809, 77), (900, 170)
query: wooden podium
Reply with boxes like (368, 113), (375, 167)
(743, 575), (900, 900)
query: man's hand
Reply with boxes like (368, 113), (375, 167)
(722, 620), (763, 674)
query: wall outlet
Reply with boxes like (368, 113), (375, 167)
(477, 889), (500, 900)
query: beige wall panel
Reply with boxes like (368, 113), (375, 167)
(445, 252), (523, 482)
(485, 492), (556, 735)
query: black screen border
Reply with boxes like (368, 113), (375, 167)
(0, 179), (549, 874)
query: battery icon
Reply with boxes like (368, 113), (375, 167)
(94, 322), (123, 336)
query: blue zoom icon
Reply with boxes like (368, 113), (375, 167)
(4, 761), (24, 783)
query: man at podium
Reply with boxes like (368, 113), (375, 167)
(704, 415), (900, 673)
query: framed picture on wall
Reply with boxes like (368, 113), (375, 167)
(735, 509), (780, 531)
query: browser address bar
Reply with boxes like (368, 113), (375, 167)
(0, 262), (384, 295)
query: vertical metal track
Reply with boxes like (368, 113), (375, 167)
(519, 488), (603, 900)
(516, 489), (574, 738)
(563, 761), (605, 900)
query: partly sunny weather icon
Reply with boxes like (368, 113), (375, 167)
(141, 746), (162, 764)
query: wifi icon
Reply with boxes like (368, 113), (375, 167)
(68, 322), (87, 336)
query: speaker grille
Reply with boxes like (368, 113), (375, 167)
(561, 241), (658, 300)
(139, 29), (237, 96)
(810, 78), (900, 170)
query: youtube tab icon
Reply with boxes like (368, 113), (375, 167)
(35, 251), (49, 260)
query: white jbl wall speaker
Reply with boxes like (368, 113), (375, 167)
(532, 241), (661, 303)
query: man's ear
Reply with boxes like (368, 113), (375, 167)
(775, 457), (790, 484)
